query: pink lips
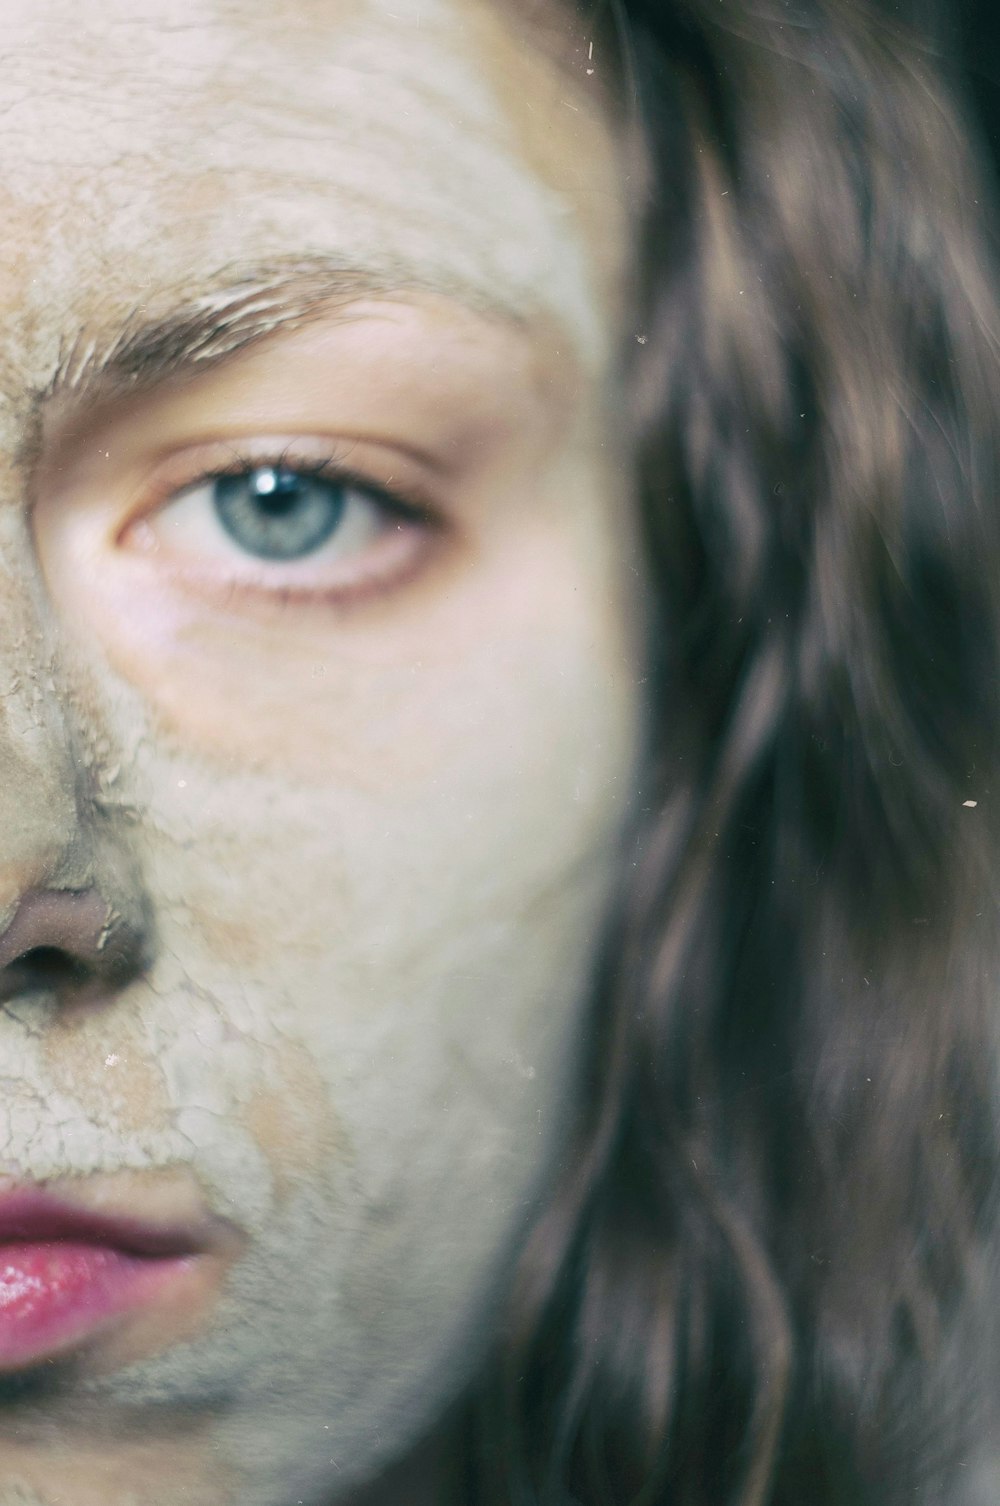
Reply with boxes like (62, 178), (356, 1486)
(0, 1191), (199, 1369)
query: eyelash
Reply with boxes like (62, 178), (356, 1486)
(192, 444), (428, 517)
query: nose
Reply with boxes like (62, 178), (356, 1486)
(0, 575), (148, 1007)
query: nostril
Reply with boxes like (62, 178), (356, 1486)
(7, 945), (90, 992)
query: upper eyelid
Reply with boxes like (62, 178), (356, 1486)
(176, 432), (458, 485)
(37, 414), (462, 516)
(87, 433), (443, 522)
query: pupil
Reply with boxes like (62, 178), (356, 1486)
(255, 471), (301, 514)
(213, 465), (346, 562)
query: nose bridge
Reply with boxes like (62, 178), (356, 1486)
(0, 544), (84, 921)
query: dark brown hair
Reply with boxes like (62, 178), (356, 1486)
(476, 3), (1000, 1501)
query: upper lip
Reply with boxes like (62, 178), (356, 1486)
(0, 1187), (234, 1259)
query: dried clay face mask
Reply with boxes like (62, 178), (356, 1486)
(0, 0), (642, 1502)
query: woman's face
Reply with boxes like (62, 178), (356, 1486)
(0, 1), (640, 1501)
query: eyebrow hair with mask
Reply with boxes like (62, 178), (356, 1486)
(44, 254), (531, 414)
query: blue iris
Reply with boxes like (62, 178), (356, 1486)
(213, 466), (345, 561)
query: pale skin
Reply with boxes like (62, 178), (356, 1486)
(0, 1), (641, 1503)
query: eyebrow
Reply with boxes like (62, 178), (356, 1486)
(44, 254), (528, 411)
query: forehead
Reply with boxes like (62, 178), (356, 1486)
(0, 0), (626, 397)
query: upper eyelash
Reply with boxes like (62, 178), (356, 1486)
(176, 444), (436, 526)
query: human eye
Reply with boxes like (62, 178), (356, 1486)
(121, 443), (440, 607)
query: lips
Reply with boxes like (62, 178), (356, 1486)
(0, 1188), (218, 1371)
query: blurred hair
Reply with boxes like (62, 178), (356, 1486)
(473, 2), (1000, 1502)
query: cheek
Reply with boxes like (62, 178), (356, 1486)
(49, 518), (640, 1214)
(127, 601), (638, 1170)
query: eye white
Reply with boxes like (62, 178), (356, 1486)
(154, 468), (387, 569)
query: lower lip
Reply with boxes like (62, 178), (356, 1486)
(0, 1242), (193, 1369)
